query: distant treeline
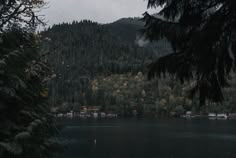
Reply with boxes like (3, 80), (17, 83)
(40, 19), (172, 107)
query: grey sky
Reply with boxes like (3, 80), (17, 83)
(42, 0), (158, 27)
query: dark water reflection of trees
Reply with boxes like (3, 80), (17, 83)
(59, 119), (236, 158)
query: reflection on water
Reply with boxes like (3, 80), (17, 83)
(59, 119), (236, 158)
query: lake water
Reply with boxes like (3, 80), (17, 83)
(59, 119), (236, 158)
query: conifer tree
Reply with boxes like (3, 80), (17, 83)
(0, 1), (60, 157)
(143, 0), (236, 106)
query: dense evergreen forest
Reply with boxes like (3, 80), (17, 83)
(40, 18), (172, 111)
(1, 0), (236, 157)
(41, 18), (236, 116)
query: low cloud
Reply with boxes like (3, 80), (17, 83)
(136, 36), (149, 47)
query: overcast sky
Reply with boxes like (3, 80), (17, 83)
(41, 0), (158, 27)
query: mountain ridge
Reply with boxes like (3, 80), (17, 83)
(40, 17), (172, 106)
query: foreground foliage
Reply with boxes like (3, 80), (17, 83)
(143, 0), (236, 106)
(0, 1), (60, 157)
(0, 28), (60, 158)
(0, 0), (45, 32)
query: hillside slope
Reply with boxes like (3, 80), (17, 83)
(40, 18), (172, 107)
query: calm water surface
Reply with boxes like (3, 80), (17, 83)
(60, 119), (236, 158)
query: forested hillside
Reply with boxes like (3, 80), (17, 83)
(40, 19), (172, 108)
(40, 18), (236, 116)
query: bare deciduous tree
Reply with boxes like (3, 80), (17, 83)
(0, 0), (45, 32)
